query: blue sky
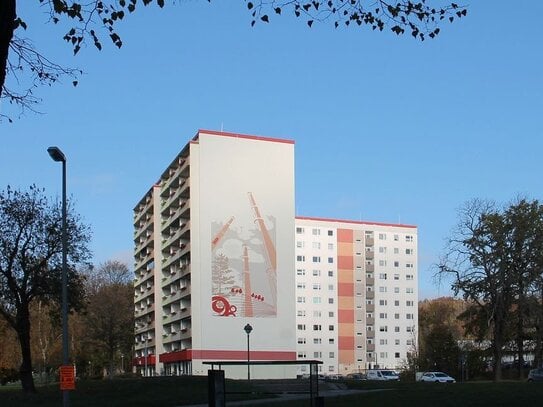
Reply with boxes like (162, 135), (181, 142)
(1, 1), (542, 299)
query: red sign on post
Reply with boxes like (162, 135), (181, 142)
(60, 365), (75, 391)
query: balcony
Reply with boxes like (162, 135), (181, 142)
(366, 291), (374, 300)
(366, 317), (375, 325)
(366, 304), (375, 312)
(366, 264), (375, 272)
(366, 277), (375, 286)
(365, 250), (374, 260)
(365, 237), (374, 246)
(162, 243), (191, 269)
(134, 197), (153, 224)
(366, 330), (375, 339)
(366, 344), (375, 352)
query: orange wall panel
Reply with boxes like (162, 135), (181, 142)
(337, 228), (353, 243)
(338, 296), (354, 309)
(339, 349), (355, 365)
(337, 256), (354, 270)
(338, 309), (354, 323)
(337, 282), (354, 297)
(338, 335), (355, 350)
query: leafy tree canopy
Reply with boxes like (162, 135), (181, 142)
(0, 1), (467, 121)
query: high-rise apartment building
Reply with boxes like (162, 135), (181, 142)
(133, 130), (418, 378)
(133, 130), (296, 378)
(293, 217), (418, 377)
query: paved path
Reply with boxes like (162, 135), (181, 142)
(180, 388), (389, 407)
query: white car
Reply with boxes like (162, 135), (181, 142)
(418, 372), (456, 383)
(366, 369), (400, 381)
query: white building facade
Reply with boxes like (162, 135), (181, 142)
(133, 130), (297, 378)
(294, 217), (418, 376)
(134, 130), (418, 378)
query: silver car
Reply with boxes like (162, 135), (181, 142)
(528, 368), (543, 382)
(419, 372), (456, 383)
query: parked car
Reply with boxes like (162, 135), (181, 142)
(528, 368), (543, 382)
(417, 372), (456, 383)
(366, 369), (400, 381)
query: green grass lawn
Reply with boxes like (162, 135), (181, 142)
(1, 377), (543, 407)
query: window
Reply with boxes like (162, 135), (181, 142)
(328, 325), (335, 331)
(313, 310), (322, 317)
(297, 282), (306, 289)
(379, 286), (387, 293)
(329, 338), (335, 344)
(379, 260), (387, 267)
(394, 313), (400, 319)
(407, 326), (413, 332)
(406, 274), (414, 281)
(312, 242), (321, 249)
(328, 298), (334, 304)
(328, 243), (334, 250)
(328, 365), (335, 372)
(312, 256), (321, 263)
(406, 300), (414, 306)
(312, 228), (321, 236)
(379, 233), (386, 240)
(406, 248), (414, 255)
(406, 263), (414, 268)
(395, 352), (401, 358)
(379, 273), (387, 280)
(394, 273), (400, 280)
(328, 257), (334, 264)
(297, 255), (305, 262)
(313, 338), (322, 344)
(379, 299), (387, 306)
(394, 234), (399, 241)
(406, 287), (414, 294)
(297, 337), (306, 344)
(328, 230), (334, 236)
(329, 352), (335, 358)
(405, 235), (413, 242)
(297, 324), (306, 331)
(313, 297), (321, 304)
(296, 268), (305, 276)
(296, 241), (304, 248)
(380, 339), (388, 345)
(367, 312), (374, 319)
(313, 283), (321, 290)
(379, 326), (388, 332)
(297, 310), (306, 317)
(394, 248), (399, 254)
(297, 296), (305, 303)
(379, 247), (387, 253)
(379, 313), (387, 319)
(395, 339), (400, 345)
(328, 284), (334, 290)
(394, 261), (399, 267)
(328, 311), (334, 317)
(313, 324), (322, 331)
(380, 352), (388, 359)
(313, 270), (321, 277)
(296, 227), (304, 234)
(313, 351), (322, 358)
(407, 339), (414, 346)
(394, 326), (400, 332)
(328, 270), (334, 277)
(394, 300), (400, 306)
(298, 352), (306, 358)
(407, 313), (414, 319)
(394, 287), (400, 293)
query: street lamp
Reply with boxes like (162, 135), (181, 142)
(47, 146), (69, 407)
(244, 324), (253, 382)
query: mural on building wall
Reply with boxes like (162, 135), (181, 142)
(211, 192), (277, 318)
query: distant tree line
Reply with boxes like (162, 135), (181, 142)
(0, 186), (133, 393)
(436, 198), (543, 381)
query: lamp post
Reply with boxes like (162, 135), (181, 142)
(47, 146), (69, 407)
(244, 324), (253, 382)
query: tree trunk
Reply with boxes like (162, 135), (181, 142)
(17, 303), (36, 393)
(0, 0), (16, 93)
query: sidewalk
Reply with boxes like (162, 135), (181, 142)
(180, 388), (388, 407)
